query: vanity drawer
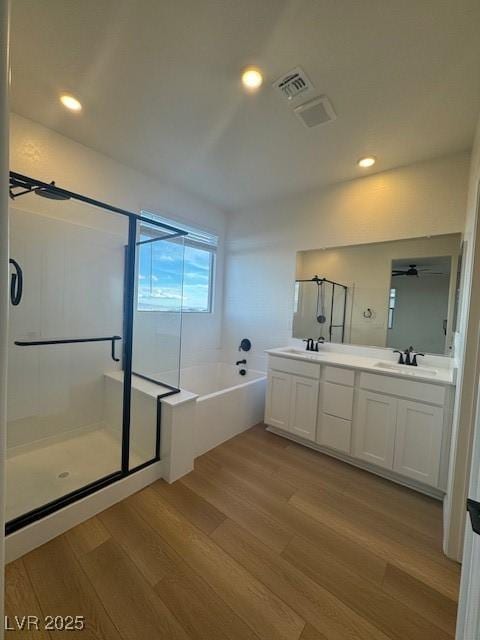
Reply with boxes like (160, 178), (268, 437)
(323, 382), (354, 420)
(359, 372), (445, 406)
(268, 355), (320, 380)
(317, 413), (351, 454)
(324, 365), (355, 387)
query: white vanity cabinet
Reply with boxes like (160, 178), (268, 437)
(289, 376), (319, 440)
(265, 352), (454, 496)
(393, 400), (444, 486)
(355, 390), (397, 469)
(354, 392), (444, 485)
(265, 356), (319, 441)
(265, 370), (291, 430)
(317, 366), (354, 454)
(354, 372), (446, 486)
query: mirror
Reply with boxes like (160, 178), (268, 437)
(293, 233), (462, 355)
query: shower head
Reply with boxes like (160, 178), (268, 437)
(34, 182), (71, 200)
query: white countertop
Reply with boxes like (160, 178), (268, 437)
(266, 346), (456, 386)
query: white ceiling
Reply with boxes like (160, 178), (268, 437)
(10, 0), (480, 212)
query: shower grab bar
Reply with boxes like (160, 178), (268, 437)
(14, 335), (122, 362)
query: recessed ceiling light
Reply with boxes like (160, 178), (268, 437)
(358, 156), (376, 168)
(60, 94), (82, 112)
(241, 67), (263, 91)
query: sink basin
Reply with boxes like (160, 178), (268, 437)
(283, 347), (313, 354)
(281, 347), (325, 359)
(373, 361), (438, 377)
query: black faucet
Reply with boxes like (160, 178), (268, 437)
(303, 338), (324, 352)
(394, 347), (425, 366)
(303, 338), (315, 351)
(408, 347), (425, 366)
(236, 359), (247, 365)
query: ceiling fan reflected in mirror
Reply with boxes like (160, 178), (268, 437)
(391, 264), (444, 277)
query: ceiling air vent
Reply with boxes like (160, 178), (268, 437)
(273, 66), (315, 102)
(294, 96), (336, 128)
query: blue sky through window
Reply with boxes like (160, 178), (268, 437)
(137, 238), (213, 312)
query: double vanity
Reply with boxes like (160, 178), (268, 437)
(272, 232), (463, 498)
(264, 345), (456, 497)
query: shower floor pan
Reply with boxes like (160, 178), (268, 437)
(6, 426), (142, 523)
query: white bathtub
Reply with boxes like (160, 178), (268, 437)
(180, 363), (267, 456)
(106, 363), (266, 467)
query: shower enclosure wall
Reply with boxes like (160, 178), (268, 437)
(6, 173), (186, 533)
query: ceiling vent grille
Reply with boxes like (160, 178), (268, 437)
(273, 66), (315, 102)
(294, 96), (336, 128)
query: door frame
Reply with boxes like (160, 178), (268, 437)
(456, 374), (480, 638)
(0, 2), (11, 638)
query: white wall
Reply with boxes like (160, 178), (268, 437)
(223, 152), (470, 371)
(0, 0), (9, 633)
(8, 206), (126, 449)
(10, 113), (227, 371)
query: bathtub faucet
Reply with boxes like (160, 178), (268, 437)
(236, 359), (247, 365)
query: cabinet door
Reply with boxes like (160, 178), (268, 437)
(289, 375), (319, 441)
(354, 391), (397, 469)
(323, 382), (354, 420)
(265, 370), (292, 430)
(394, 400), (443, 486)
(317, 413), (351, 454)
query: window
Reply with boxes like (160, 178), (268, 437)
(388, 287), (396, 329)
(137, 213), (217, 313)
(182, 244), (214, 312)
(294, 282), (300, 313)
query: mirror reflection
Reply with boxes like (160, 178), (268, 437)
(293, 234), (462, 355)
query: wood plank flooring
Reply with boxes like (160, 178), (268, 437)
(5, 424), (461, 639)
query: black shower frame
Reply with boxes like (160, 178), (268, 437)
(296, 276), (348, 343)
(6, 172), (187, 535)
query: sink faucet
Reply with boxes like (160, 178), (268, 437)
(395, 346), (425, 366)
(406, 346), (425, 367)
(303, 338), (314, 351)
(303, 337), (326, 352)
(303, 338), (316, 352)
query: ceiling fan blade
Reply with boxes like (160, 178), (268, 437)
(418, 268), (446, 274)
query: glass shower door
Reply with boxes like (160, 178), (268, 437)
(6, 195), (129, 527)
(129, 220), (185, 469)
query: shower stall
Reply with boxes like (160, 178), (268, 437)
(293, 275), (348, 343)
(6, 173), (186, 533)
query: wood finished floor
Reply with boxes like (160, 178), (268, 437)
(5, 424), (461, 640)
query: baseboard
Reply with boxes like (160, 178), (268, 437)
(266, 426), (444, 500)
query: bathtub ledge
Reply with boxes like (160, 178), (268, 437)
(105, 371), (198, 406)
